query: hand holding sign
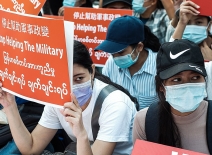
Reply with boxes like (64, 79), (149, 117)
(0, 82), (16, 110)
(60, 94), (85, 139)
(179, 0), (200, 25)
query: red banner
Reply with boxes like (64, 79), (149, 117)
(64, 7), (133, 67)
(132, 140), (208, 155)
(191, 0), (212, 16)
(0, 10), (74, 107)
(0, 0), (45, 15)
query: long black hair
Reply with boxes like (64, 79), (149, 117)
(155, 75), (181, 147)
(142, 25), (161, 52)
(74, 40), (139, 109)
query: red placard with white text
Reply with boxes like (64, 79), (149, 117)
(191, 0), (212, 16)
(0, 0), (45, 15)
(64, 7), (133, 67)
(132, 140), (208, 155)
(0, 10), (74, 108)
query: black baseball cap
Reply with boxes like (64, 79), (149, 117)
(157, 39), (207, 79)
(102, 0), (132, 8)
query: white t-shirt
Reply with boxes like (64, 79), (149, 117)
(205, 61), (212, 100)
(39, 78), (137, 155)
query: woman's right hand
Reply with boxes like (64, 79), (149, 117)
(179, 0), (200, 25)
(0, 82), (16, 109)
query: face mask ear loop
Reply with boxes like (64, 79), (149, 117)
(207, 22), (211, 36)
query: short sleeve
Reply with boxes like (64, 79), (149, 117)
(133, 107), (148, 144)
(97, 92), (136, 142)
(39, 106), (63, 129)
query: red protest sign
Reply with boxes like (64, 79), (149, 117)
(64, 7), (133, 67)
(191, 0), (212, 16)
(132, 140), (208, 155)
(0, 0), (45, 15)
(0, 10), (74, 108)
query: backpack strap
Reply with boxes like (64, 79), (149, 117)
(91, 85), (118, 141)
(145, 102), (160, 143)
(206, 100), (212, 154)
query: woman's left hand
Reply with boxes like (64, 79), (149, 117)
(60, 94), (87, 139)
(200, 41), (212, 61)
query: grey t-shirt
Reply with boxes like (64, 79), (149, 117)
(133, 101), (209, 154)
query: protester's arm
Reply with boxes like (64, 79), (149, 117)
(172, 0), (200, 39)
(0, 83), (57, 155)
(99, 0), (103, 8)
(161, 0), (175, 20)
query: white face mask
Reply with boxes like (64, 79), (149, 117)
(164, 82), (207, 113)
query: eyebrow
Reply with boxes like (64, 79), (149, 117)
(73, 73), (85, 77)
(193, 17), (204, 20)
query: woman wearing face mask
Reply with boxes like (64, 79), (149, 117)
(170, 0), (212, 101)
(132, 0), (173, 43)
(0, 40), (137, 155)
(95, 15), (161, 110)
(133, 39), (211, 154)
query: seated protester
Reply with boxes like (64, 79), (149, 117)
(95, 15), (161, 110)
(0, 40), (137, 155)
(133, 39), (210, 154)
(101, 0), (132, 9)
(170, 0), (212, 100)
(132, 0), (171, 43)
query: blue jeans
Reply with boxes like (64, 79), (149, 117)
(0, 140), (21, 155)
(0, 140), (54, 155)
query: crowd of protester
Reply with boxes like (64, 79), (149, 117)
(0, 0), (212, 154)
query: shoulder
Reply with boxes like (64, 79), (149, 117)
(154, 9), (169, 22)
(135, 107), (148, 123)
(133, 107), (148, 143)
(103, 89), (136, 112)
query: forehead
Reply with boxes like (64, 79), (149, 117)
(73, 64), (88, 74)
(190, 15), (209, 22)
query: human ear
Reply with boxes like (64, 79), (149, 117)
(136, 42), (144, 53)
(91, 64), (95, 80)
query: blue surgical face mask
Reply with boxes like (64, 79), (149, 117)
(182, 25), (208, 44)
(133, 0), (151, 15)
(113, 48), (140, 69)
(72, 79), (93, 107)
(164, 82), (207, 113)
(63, 0), (76, 7)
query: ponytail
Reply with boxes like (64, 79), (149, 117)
(143, 25), (161, 52)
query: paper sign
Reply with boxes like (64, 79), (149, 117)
(0, 0), (46, 15)
(132, 140), (208, 155)
(191, 0), (212, 16)
(0, 10), (74, 108)
(64, 7), (133, 67)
